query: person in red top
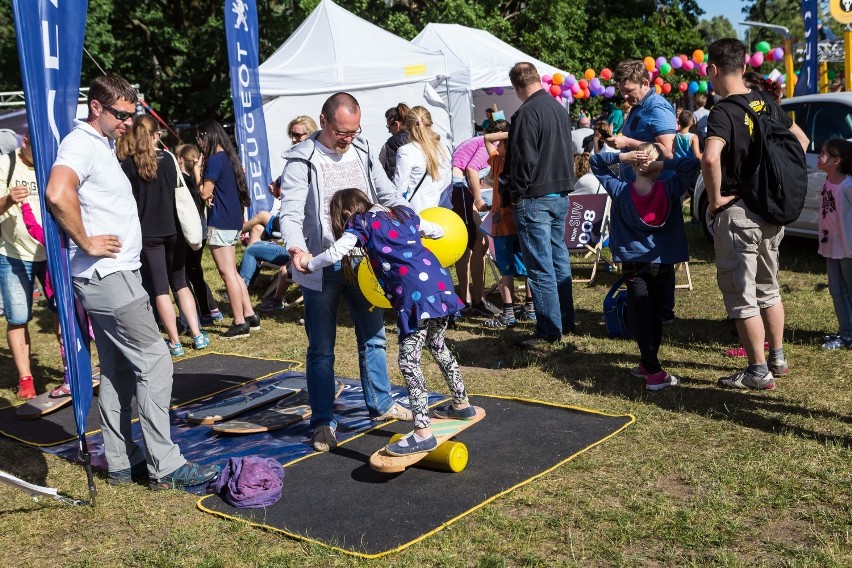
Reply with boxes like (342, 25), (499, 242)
(481, 127), (535, 328)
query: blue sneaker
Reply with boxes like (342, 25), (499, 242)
(192, 332), (210, 350)
(200, 310), (224, 326)
(385, 433), (437, 456)
(166, 340), (184, 357)
(432, 403), (477, 420)
(822, 334), (852, 350)
(150, 462), (221, 490)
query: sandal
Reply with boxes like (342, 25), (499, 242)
(49, 383), (72, 399)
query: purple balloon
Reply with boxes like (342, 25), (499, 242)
(565, 75), (577, 87)
(604, 86), (616, 98)
(589, 78), (602, 90)
(671, 56), (682, 69)
(494, 87), (504, 95)
(484, 88), (494, 95)
(773, 47), (784, 60)
(656, 56), (667, 70)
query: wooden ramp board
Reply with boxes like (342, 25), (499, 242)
(369, 406), (486, 473)
(186, 376), (307, 425)
(211, 381), (344, 435)
(16, 380), (100, 420)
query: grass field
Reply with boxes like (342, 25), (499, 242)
(0, 222), (849, 567)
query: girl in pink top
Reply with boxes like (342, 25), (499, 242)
(816, 139), (852, 349)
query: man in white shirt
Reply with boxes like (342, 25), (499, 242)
(45, 75), (219, 490)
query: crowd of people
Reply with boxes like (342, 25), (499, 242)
(2, 37), (846, 489)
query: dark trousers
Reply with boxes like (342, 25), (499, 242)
(183, 239), (218, 315)
(622, 262), (675, 374)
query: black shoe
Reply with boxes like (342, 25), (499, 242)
(246, 313), (261, 331)
(220, 322), (250, 340)
(514, 334), (558, 350)
(469, 300), (501, 317)
(106, 460), (149, 486)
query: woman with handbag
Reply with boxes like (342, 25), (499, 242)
(194, 119), (259, 340)
(393, 106), (451, 212)
(120, 115), (209, 355)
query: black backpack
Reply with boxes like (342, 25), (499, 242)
(720, 92), (808, 225)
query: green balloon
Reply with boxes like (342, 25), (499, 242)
(756, 41), (771, 54)
(698, 80), (708, 93)
(704, 52), (709, 62)
(829, 70), (838, 80)
(660, 62), (672, 75)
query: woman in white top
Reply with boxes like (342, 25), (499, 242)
(394, 106), (451, 212)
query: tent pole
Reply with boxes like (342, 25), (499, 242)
(443, 76), (454, 148)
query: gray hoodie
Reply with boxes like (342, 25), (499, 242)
(278, 133), (409, 291)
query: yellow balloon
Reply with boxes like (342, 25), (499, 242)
(419, 207), (467, 267)
(357, 259), (391, 308)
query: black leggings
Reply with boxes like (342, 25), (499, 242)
(622, 262), (675, 375)
(140, 234), (188, 296)
(182, 238), (218, 315)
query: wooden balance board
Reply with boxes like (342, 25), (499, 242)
(212, 380), (344, 435)
(369, 406), (486, 474)
(186, 376), (307, 425)
(16, 379), (101, 420)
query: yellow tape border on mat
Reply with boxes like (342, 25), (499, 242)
(196, 394), (636, 559)
(0, 352), (302, 448)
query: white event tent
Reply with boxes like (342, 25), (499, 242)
(259, 0), (452, 176)
(412, 23), (569, 145)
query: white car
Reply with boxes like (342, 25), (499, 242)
(691, 91), (852, 239)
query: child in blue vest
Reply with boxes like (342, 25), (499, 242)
(299, 188), (472, 454)
(591, 143), (699, 390)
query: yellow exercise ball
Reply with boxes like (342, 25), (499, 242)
(419, 207), (467, 267)
(358, 258), (391, 309)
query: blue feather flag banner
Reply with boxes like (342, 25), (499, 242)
(11, 0), (93, 436)
(794, 0), (818, 96)
(225, 0), (273, 217)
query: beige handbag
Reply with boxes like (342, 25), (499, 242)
(167, 151), (203, 250)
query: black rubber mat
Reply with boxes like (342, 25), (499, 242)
(198, 395), (634, 558)
(0, 352), (298, 447)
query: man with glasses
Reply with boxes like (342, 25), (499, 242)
(280, 92), (414, 452)
(45, 75), (220, 490)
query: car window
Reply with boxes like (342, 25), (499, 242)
(807, 102), (852, 154)
(782, 103), (811, 150)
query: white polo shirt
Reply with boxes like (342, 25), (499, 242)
(53, 121), (142, 278)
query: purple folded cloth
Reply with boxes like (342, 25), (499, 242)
(208, 456), (284, 508)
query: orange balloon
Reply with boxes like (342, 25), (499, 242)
(654, 84), (662, 94)
(552, 72), (564, 85)
(600, 67), (613, 81)
(584, 68), (595, 80)
(643, 56), (655, 71)
(693, 49), (705, 64)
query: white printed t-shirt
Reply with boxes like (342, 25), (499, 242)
(0, 149), (45, 261)
(313, 141), (368, 248)
(53, 121), (142, 279)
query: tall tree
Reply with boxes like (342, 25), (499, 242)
(697, 15), (740, 44)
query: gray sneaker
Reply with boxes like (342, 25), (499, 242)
(311, 425), (337, 452)
(718, 369), (776, 390)
(372, 402), (414, 422)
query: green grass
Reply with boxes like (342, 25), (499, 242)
(0, 222), (850, 567)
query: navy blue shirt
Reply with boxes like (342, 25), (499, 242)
(204, 151), (243, 230)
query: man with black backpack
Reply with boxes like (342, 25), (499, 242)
(702, 38), (809, 390)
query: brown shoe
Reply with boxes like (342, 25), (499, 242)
(372, 402), (413, 422)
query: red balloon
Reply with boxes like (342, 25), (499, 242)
(549, 84), (562, 97)
(578, 79), (588, 89)
(679, 81), (688, 92)
(654, 76), (664, 86)
(600, 67), (613, 81)
(583, 87), (591, 99)
(661, 83), (672, 94)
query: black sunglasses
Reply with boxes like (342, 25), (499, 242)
(100, 102), (134, 122)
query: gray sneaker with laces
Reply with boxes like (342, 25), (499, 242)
(311, 425), (337, 452)
(718, 369), (775, 390)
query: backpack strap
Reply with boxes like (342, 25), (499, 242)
(5, 150), (16, 189)
(407, 171), (429, 201)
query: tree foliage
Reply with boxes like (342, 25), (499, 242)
(697, 16), (740, 44)
(0, 0), (714, 126)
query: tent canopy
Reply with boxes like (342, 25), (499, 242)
(411, 23), (567, 93)
(259, 0), (451, 177)
(411, 23), (569, 144)
(260, 0), (448, 96)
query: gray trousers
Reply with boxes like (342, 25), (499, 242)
(73, 269), (185, 478)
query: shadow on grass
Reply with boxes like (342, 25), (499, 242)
(0, 395), (50, 490)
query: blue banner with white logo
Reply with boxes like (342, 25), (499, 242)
(11, 0), (93, 435)
(794, 0), (818, 96)
(225, 0), (273, 217)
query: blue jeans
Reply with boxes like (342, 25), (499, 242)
(0, 255), (47, 325)
(827, 257), (852, 337)
(238, 241), (290, 287)
(513, 195), (575, 339)
(301, 263), (395, 429)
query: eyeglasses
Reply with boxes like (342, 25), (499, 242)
(99, 102), (134, 122)
(289, 130), (308, 140)
(331, 126), (362, 139)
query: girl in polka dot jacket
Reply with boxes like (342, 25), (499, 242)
(300, 188), (474, 455)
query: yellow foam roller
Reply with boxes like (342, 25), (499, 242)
(388, 433), (469, 473)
